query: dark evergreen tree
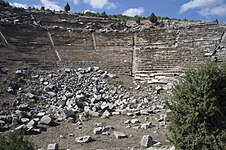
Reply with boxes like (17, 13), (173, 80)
(168, 61), (226, 150)
(64, 2), (70, 13)
(214, 19), (219, 23)
(149, 13), (158, 23)
(134, 15), (141, 24)
(101, 11), (108, 18)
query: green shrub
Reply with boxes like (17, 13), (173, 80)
(167, 61), (226, 150)
(135, 17), (141, 24)
(0, 130), (33, 150)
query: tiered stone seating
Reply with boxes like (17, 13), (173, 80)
(135, 28), (180, 78)
(0, 24), (56, 69)
(178, 24), (225, 66)
(134, 24), (226, 84)
(1, 8), (226, 79)
(136, 28), (177, 48)
(48, 29), (133, 75)
(49, 28), (94, 50)
(95, 32), (133, 51)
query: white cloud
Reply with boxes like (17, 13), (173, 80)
(73, 0), (79, 5)
(83, 9), (96, 14)
(40, 0), (61, 11)
(10, 2), (28, 9)
(106, 2), (116, 9)
(33, 4), (42, 9)
(83, 0), (116, 9)
(180, 0), (223, 13)
(199, 4), (226, 16)
(122, 7), (144, 17)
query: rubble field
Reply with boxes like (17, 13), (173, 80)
(0, 66), (173, 150)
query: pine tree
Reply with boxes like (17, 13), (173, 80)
(214, 19), (219, 24)
(64, 3), (70, 13)
(167, 61), (226, 150)
(101, 11), (108, 18)
(149, 13), (158, 23)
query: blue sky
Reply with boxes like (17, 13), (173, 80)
(7, 0), (226, 22)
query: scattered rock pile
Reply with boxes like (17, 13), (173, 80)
(0, 66), (168, 133)
(0, 8), (40, 26)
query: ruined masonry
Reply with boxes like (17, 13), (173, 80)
(1, 9), (226, 86)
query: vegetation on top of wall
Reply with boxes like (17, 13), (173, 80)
(0, 0), (10, 8)
(167, 61), (226, 150)
(1, 0), (221, 24)
(149, 13), (158, 23)
(64, 2), (70, 13)
(82, 11), (160, 23)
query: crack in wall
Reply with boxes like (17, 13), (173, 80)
(92, 33), (96, 50)
(47, 31), (61, 62)
(0, 31), (8, 45)
(211, 28), (226, 62)
(172, 29), (180, 48)
(132, 33), (137, 76)
(219, 28), (226, 44)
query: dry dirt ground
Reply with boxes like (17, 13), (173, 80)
(28, 114), (171, 150)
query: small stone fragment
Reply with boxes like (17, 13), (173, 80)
(20, 118), (29, 123)
(75, 136), (93, 143)
(64, 68), (71, 73)
(40, 115), (53, 125)
(16, 70), (23, 75)
(26, 120), (36, 130)
(113, 131), (127, 139)
(132, 126), (140, 129)
(102, 110), (111, 118)
(57, 108), (74, 119)
(79, 114), (88, 122)
(93, 127), (105, 134)
(141, 122), (152, 129)
(140, 135), (153, 148)
(47, 143), (58, 150)
(124, 120), (131, 124)
(89, 111), (99, 117)
(47, 92), (56, 97)
(19, 104), (29, 111)
(37, 112), (45, 117)
(96, 122), (103, 127)
(131, 119), (140, 124)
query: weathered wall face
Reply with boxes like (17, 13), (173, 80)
(134, 24), (226, 84)
(0, 24), (57, 68)
(47, 28), (133, 75)
(1, 9), (226, 84)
